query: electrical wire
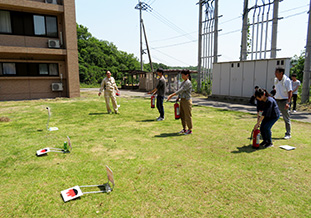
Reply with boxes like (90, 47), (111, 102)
(151, 48), (193, 66)
(283, 10), (308, 19)
(143, 1), (309, 66)
(151, 39), (197, 50)
(219, 16), (242, 25)
(149, 0), (157, 6)
(280, 4), (309, 14)
(147, 9), (196, 41)
(218, 29), (240, 36)
(150, 31), (197, 43)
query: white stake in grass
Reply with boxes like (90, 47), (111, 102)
(46, 107), (58, 131)
(36, 136), (72, 156)
(61, 166), (115, 202)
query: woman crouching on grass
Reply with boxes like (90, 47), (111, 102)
(167, 70), (193, 135)
(254, 88), (280, 148)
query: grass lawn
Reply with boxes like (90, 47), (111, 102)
(1, 91), (311, 217)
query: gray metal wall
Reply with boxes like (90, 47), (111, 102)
(212, 58), (291, 98)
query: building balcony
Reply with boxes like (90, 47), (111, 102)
(0, 0), (64, 15)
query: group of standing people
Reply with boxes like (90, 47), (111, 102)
(98, 69), (193, 135)
(254, 67), (301, 148)
(98, 67), (300, 146)
(148, 68), (193, 135)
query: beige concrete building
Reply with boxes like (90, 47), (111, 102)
(0, 0), (80, 100)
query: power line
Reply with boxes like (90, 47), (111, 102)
(151, 48), (192, 66)
(217, 4), (309, 26)
(151, 54), (170, 65)
(219, 16), (241, 25)
(149, 0), (157, 6)
(280, 4), (309, 14)
(150, 31), (197, 43)
(283, 10), (308, 19)
(151, 39), (197, 50)
(219, 29), (240, 36)
(147, 9), (196, 41)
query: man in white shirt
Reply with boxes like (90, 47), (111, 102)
(274, 67), (292, 139)
(98, 71), (120, 114)
(291, 73), (301, 112)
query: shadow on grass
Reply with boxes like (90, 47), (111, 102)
(137, 119), (156, 122)
(89, 113), (106, 115)
(272, 137), (285, 140)
(231, 144), (260, 153)
(154, 132), (183, 138)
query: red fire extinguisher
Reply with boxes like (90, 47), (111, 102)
(252, 128), (261, 148)
(174, 100), (180, 119)
(151, 95), (155, 108)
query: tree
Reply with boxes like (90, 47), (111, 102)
(290, 51), (305, 82)
(77, 24), (140, 85)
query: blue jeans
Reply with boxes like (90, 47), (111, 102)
(260, 115), (280, 143)
(156, 96), (164, 118)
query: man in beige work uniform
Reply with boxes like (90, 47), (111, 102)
(98, 71), (119, 114)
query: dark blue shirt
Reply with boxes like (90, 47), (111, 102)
(257, 96), (280, 119)
(256, 100), (265, 112)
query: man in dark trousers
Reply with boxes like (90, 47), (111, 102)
(148, 68), (166, 121)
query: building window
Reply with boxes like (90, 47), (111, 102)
(0, 10), (58, 38)
(0, 63), (58, 76)
(46, 16), (57, 37)
(0, 10), (12, 33)
(49, 64), (58, 75)
(3, 63), (16, 75)
(34, 15), (46, 36)
(39, 64), (49, 75)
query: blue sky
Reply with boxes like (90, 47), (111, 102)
(75, 0), (310, 67)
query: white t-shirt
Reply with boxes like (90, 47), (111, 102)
(291, 80), (301, 94)
(274, 74), (292, 100)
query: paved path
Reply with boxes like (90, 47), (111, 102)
(81, 88), (311, 123)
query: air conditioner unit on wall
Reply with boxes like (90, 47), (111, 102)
(48, 39), (60, 48)
(45, 0), (57, 4)
(51, 83), (63, 91)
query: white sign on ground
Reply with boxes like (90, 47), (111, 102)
(60, 166), (114, 202)
(279, 145), (296, 151)
(36, 148), (50, 156)
(61, 186), (83, 202)
(36, 136), (72, 156)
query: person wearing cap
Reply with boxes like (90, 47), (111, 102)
(291, 73), (301, 112)
(274, 67), (292, 139)
(98, 71), (120, 114)
(148, 68), (166, 121)
(167, 70), (193, 135)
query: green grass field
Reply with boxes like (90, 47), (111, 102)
(1, 91), (311, 217)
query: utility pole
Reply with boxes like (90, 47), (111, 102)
(214, 0), (219, 64)
(240, 0), (248, 61)
(270, 0), (280, 58)
(135, 1), (151, 72)
(301, 1), (311, 103)
(197, 0), (203, 92)
(142, 21), (154, 73)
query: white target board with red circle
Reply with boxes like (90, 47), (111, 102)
(60, 165), (114, 202)
(61, 186), (83, 202)
(36, 148), (50, 156)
